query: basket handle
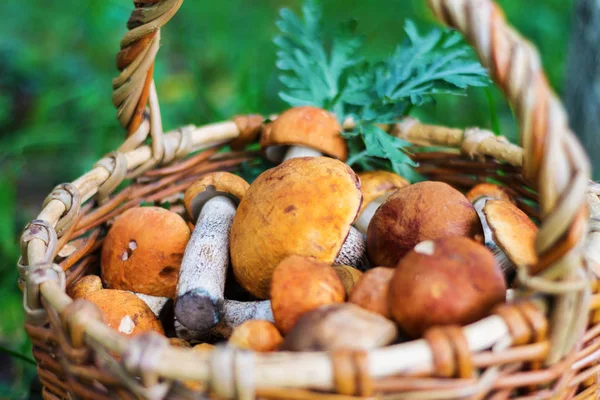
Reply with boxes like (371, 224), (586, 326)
(113, 0), (591, 362)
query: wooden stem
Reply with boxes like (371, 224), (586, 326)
(176, 196), (236, 332)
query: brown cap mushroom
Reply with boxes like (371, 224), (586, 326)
(332, 265), (363, 295)
(354, 171), (409, 234)
(101, 206), (190, 299)
(228, 320), (283, 352)
(367, 181), (482, 267)
(475, 199), (538, 280)
(389, 237), (506, 338)
(260, 106), (347, 162)
(83, 289), (165, 336)
(68, 275), (103, 299)
(271, 255), (345, 334)
(230, 157), (365, 298)
(176, 172), (249, 333)
(348, 267), (394, 318)
(280, 303), (397, 351)
(466, 183), (513, 204)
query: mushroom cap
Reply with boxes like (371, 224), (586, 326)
(466, 183), (513, 204)
(367, 181), (482, 267)
(270, 255), (345, 334)
(230, 157), (362, 298)
(280, 303), (397, 351)
(101, 206), (190, 299)
(83, 290), (165, 336)
(483, 200), (538, 267)
(184, 172), (249, 220)
(349, 266), (394, 318)
(68, 275), (103, 299)
(389, 237), (506, 338)
(228, 320), (283, 352)
(192, 343), (216, 352)
(332, 265), (363, 295)
(260, 106), (347, 162)
(357, 170), (409, 214)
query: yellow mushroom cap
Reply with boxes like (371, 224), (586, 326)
(230, 157), (362, 298)
(184, 172), (249, 220)
(357, 170), (409, 214)
(483, 200), (538, 267)
(260, 106), (347, 162)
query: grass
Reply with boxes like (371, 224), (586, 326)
(0, 0), (574, 397)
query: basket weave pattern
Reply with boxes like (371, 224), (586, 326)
(18, 0), (600, 398)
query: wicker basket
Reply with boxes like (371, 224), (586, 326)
(19, 0), (600, 398)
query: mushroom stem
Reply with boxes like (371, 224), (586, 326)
(176, 195), (237, 332)
(283, 145), (322, 161)
(354, 194), (393, 235)
(134, 293), (171, 318)
(334, 226), (368, 270)
(175, 300), (273, 341)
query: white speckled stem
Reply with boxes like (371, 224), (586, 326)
(354, 195), (390, 235)
(134, 292), (170, 317)
(335, 226), (367, 270)
(283, 145), (322, 161)
(175, 196), (236, 332)
(175, 299), (273, 341)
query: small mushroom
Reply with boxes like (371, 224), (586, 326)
(231, 157), (366, 298)
(389, 237), (506, 338)
(260, 106), (347, 162)
(169, 338), (191, 348)
(101, 206), (191, 298)
(228, 320), (283, 352)
(193, 343), (216, 352)
(465, 183), (514, 204)
(332, 265), (363, 295)
(367, 181), (482, 267)
(68, 275), (172, 325)
(175, 299), (273, 341)
(175, 172), (249, 332)
(349, 267), (394, 318)
(83, 289), (164, 336)
(474, 199), (538, 281)
(354, 170), (409, 234)
(280, 303), (398, 351)
(271, 255), (345, 334)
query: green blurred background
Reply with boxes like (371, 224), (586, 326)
(0, 0), (573, 397)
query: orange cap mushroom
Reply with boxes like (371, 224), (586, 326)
(466, 183), (513, 204)
(260, 106), (347, 162)
(270, 255), (345, 334)
(367, 181), (482, 267)
(388, 237), (506, 338)
(101, 206), (190, 299)
(349, 267), (394, 318)
(228, 320), (283, 352)
(332, 265), (363, 295)
(230, 157), (365, 298)
(354, 170), (409, 234)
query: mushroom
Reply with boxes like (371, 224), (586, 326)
(354, 170), (409, 234)
(280, 303), (397, 351)
(389, 237), (506, 338)
(367, 181), (482, 267)
(270, 255), (345, 334)
(474, 199), (538, 281)
(68, 275), (172, 324)
(101, 206), (191, 299)
(465, 183), (514, 204)
(175, 299), (273, 341)
(82, 289), (164, 336)
(228, 320), (283, 352)
(332, 265), (363, 295)
(260, 106), (347, 162)
(348, 267), (394, 319)
(175, 172), (249, 332)
(230, 157), (366, 298)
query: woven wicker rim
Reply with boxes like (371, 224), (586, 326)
(19, 0), (600, 398)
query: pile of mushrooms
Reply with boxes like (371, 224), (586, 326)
(65, 105), (538, 357)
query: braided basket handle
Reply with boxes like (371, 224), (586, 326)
(113, 0), (591, 362)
